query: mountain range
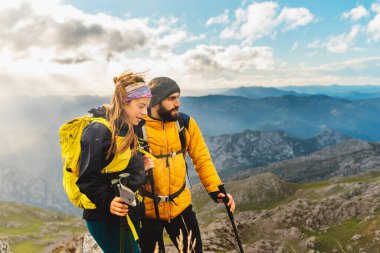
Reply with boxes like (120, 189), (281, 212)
(187, 130), (347, 181)
(205, 84), (380, 100)
(0, 85), (379, 214)
(231, 139), (380, 183)
(180, 94), (380, 140)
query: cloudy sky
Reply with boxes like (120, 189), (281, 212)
(1, 0), (380, 97)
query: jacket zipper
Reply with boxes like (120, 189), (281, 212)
(162, 121), (171, 222)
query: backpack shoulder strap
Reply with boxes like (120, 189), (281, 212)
(178, 112), (190, 129)
(92, 117), (111, 130)
(177, 112), (190, 150)
(135, 119), (149, 152)
(177, 112), (192, 187)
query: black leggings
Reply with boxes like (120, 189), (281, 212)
(139, 205), (203, 253)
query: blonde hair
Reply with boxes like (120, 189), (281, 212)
(104, 70), (145, 159)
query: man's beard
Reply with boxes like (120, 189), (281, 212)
(157, 104), (179, 122)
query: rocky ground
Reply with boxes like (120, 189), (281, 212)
(198, 171), (380, 252)
(3, 171), (380, 252)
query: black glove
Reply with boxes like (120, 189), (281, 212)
(209, 190), (222, 203)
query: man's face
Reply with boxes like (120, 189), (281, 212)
(157, 92), (180, 122)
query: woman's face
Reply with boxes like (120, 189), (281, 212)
(123, 97), (151, 125)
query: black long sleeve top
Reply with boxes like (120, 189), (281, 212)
(76, 121), (145, 221)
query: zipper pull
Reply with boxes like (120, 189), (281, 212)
(166, 157), (169, 168)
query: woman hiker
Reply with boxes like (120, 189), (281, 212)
(76, 70), (154, 253)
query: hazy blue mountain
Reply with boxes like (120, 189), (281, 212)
(230, 139), (380, 183)
(279, 84), (380, 100)
(0, 129), (347, 214)
(219, 85), (380, 100)
(0, 91), (379, 214)
(180, 95), (380, 141)
(219, 86), (297, 98)
(2, 93), (379, 141)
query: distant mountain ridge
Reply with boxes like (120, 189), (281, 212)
(191, 130), (348, 180)
(1, 91), (379, 140)
(0, 86), (379, 213)
(0, 129), (348, 214)
(181, 94), (380, 140)
(231, 139), (380, 183)
(219, 85), (380, 100)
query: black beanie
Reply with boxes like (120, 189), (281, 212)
(148, 77), (180, 107)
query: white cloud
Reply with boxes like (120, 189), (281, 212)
(0, 2), (155, 58)
(307, 40), (324, 49)
(326, 25), (361, 53)
(342, 5), (369, 21)
(206, 10), (229, 26)
(220, 1), (314, 45)
(311, 56), (380, 73)
(0, 0), (202, 97)
(291, 42), (299, 51)
(277, 7), (315, 31)
(372, 2), (380, 13)
(367, 13), (380, 41)
(0, 0), (378, 97)
(305, 51), (318, 57)
(221, 2), (279, 43)
(181, 45), (275, 74)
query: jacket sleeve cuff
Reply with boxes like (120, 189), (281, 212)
(208, 191), (221, 203)
(101, 193), (115, 214)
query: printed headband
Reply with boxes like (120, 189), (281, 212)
(124, 82), (152, 102)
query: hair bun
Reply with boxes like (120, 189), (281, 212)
(113, 76), (118, 85)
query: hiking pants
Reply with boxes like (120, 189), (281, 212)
(139, 205), (203, 253)
(86, 219), (141, 253)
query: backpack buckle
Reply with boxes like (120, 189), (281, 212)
(157, 195), (169, 203)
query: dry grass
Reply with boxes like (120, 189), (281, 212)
(334, 239), (347, 253)
(153, 230), (196, 253)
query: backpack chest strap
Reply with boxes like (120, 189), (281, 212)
(139, 182), (186, 204)
(154, 148), (185, 159)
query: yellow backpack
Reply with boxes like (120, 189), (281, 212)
(59, 116), (131, 209)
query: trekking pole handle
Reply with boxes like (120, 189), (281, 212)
(218, 184), (229, 204)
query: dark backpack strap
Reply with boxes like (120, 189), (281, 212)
(177, 113), (186, 150)
(135, 119), (149, 151)
(155, 149), (185, 159)
(177, 113), (192, 187)
(178, 112), (190, 129)
(139, 182), (186, 205)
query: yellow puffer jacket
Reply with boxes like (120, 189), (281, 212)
(141, 114), (221, 220)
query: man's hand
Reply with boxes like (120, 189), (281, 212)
(143, 155), (154, 171)
(217, 193), (236, 212)
(110, 197), (129, 216)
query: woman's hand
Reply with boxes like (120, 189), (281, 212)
(143, 155), (154, 171)
(110, 197), (128, 216)
(217, 193), (236, 212)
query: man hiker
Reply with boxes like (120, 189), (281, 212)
(138, 77), (235, 252)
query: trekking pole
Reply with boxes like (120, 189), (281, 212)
(147, 168), (166, 253)
(137, 126), (166, 253)
(118, 173), (135, 253)
(112, 176), (134, 253)
(218, 184), (244, 253)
